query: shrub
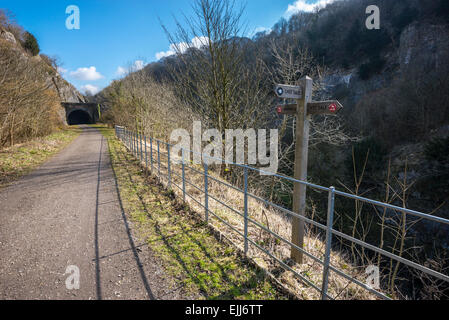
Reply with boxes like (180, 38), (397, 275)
(23, 31), (39, 56)
(0, 41), (61, 146)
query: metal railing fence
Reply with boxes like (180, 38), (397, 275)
(114, 125), (449, 300)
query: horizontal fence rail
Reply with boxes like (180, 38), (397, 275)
(114, 125), (449, 300)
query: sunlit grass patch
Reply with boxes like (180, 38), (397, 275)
(0, 126), (81, 188)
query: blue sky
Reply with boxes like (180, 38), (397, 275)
(0, 0), (332, 94)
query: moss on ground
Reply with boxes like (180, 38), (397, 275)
(98, 125), (286, 300)
(0, 126), (81, 188)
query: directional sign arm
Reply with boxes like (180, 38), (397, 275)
(276, 104), (297, 115)
(307, 100), (343, 115)
(274, 84), (303, 99)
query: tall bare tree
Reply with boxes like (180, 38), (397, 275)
(161, 0), (276, 174)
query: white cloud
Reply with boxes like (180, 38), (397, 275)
(155, 50), (175, 60)
(132, 60), (146, 71)
(81, 84), (100, 95)
(155, 36), (211, 61)
(171, 42), (189, 54)
(191, 36), (210, 49)
(69, 66), (103, 81)
(285, 0), (339, 17)
(116, 60), (147, 77)
(116, 66), (127, 76)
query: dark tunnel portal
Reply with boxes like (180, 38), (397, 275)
(68, 110), (92, 125)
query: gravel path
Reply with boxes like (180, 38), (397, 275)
(0, 126), (183, 300)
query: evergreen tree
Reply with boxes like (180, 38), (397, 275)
(23, 31), (40, 56)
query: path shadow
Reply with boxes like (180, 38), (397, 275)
(106, 135), (156, 300)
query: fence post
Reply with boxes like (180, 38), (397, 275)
(321, 186), (335, 300)
(139, 133), (143, 163)
(243, 167), (249, 254)
(167, 143), (171, 188)
(157, 140), (160, 177)
(150, 137), (153, 172)
(204, 162), (209, 224)
(182, 148), (186, 202)
(145, 135), (148, 170)
(135, 131), (137, 156)
(136, 132), (139, 158)
(133, 131), (136, 155)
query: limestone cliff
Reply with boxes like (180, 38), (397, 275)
(323, 20), (449, 114)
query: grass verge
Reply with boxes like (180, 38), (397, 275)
(106, 126), (381, 300)
(0, 126), (81, 188)
(98, 125), (286, 300)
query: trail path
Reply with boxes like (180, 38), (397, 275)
(0, 126), (182, 300)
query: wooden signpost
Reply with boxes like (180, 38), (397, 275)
(275, 78), (343, 264)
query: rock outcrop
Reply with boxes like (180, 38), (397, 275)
(399, 22), (449, 72)
(51, 75), (85, 103)
(0, 27), (16, 44)
(323, 20), (449, 114)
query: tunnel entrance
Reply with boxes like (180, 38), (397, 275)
(68, 110), (92, 125)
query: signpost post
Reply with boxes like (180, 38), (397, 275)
(275, 77), (343, 264)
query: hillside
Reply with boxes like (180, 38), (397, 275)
(100, 0), (449, 214)
(0, 11), (84, 146)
